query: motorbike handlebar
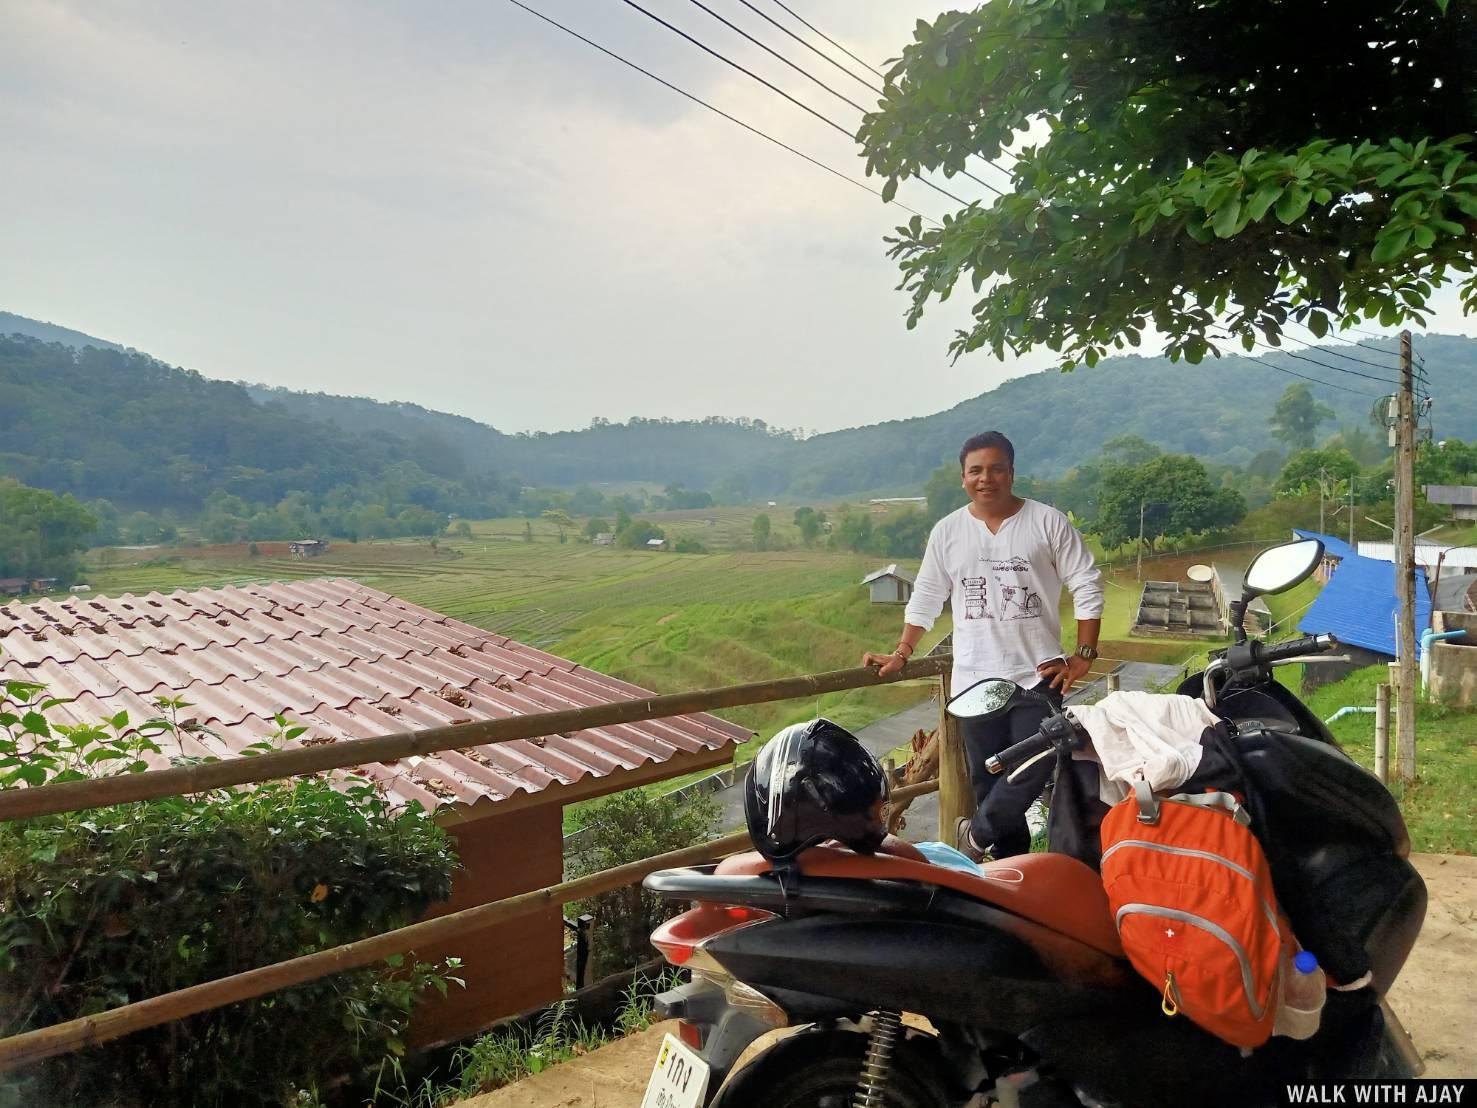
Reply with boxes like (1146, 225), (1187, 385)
(1258, 633), (1338, 665)
(984, 730), (1054, 779)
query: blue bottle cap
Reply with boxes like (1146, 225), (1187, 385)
(1294, 950), (1319, 974)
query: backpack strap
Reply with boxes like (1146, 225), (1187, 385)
(1168, 790), (1252, 827)
(1133, 779), (1160, 824)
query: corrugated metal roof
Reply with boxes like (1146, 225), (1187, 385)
(1425, 485), (1477, 507)
(1292, 529), (1356, 562)
(1356, 542), (1477, 570)
(862, 564), (916, 585)
(1298, 554), (1432, 658)
(0, 578), (750, 813)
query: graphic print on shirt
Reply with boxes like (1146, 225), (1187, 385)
(991, 557), (1042, 622)
(961, 576), (993, 620)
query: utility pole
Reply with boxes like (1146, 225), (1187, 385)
(1137, 498), (1146, 581)
(1317, 468), (1329, 534)
(1348, 475), (1357, 548)
(1394, 331), (1418, 785)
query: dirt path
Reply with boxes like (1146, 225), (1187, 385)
(456, 853), (1475, 1106)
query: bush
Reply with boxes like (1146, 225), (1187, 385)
(568, 789), (717, 979)
(672, 537), (707, 554)
(0, 682), (460, 1108)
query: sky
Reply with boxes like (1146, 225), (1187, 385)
(4, 1), (1475, 436)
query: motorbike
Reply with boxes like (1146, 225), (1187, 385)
(638, 538), (1427, 1107)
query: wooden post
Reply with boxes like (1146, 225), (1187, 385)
(1395, 330), (1418, 785)
(1374, 682), (1391, 786)
(936, 670), (972, 842)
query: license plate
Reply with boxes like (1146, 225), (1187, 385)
(641, 1032), (711, 1108)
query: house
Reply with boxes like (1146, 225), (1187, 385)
(1209, 565), (1271, 634)
(1297, 552), (1432, 688)
(862, 564), (915, 604)
(592, 532), (615, 546)
(0, 578), (25, 597)
(288, 539), (329, 557)
(1292, 529), (1355, 584)
(1356, 539), (1477, 573)
(0, 580), (750, 1046)
(646, 538), (666, 550)
(1425, 484), (1477, 521)
(28, 578), (59, 594)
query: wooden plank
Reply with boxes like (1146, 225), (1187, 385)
(935, 669), (972, 843)
(0, 657), (952, 822)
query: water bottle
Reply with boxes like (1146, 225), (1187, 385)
(1274, 950), (1327, 1040)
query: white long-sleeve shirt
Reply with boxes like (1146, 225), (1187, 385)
(904, 500), (1104, 687)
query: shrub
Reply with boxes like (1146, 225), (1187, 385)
(0, 680), (460, 1108)
(568, 789), (717, 978)
(672, 537), (707, 554)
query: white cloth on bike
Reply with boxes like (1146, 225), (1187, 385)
(1069, 691), (1219, 804)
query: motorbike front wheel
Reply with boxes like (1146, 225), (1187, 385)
(709, 1027), (945, 1108)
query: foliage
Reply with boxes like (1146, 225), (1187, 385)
(1093, 454), (1247, 550)
(831, 507), (874, 553)
(0, 679), (459, 1108)
(616, 520), (666, 549)
(859, 1), (1477, 369)
(869, 508), (931, 558)
(793, 506), (827, 545)
(672, 537), (708, 554)
(583, 517), (611, 542)
(656, 483), (716, 510)
(541, 509), (575, 543)
(568, 789), (718, 979)
(1417, 436), (1477, 486)
(751, 513), (771, 551)
(1269, 384), (1337, 452)
(0, 478), (96, 582)
(924, 463), (968, 523)
(1277, 447), (1361, 499)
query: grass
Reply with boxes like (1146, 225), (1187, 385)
(1301, 666), (1476, 856)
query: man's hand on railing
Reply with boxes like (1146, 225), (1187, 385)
(862, 650), (908, 678)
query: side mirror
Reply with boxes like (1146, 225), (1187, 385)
(946, 678), (1022, 720)
(1243, 539), (1324, 599)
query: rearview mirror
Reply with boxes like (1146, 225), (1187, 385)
(1243, 538), (1324, 599)
(946, 678), (1021, 720)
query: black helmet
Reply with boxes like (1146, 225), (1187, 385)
(744, 718), (889, 862)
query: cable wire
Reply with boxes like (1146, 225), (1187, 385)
(769, 0), (887, 80)
(1223, 350), (1384, 397)
(1282, 319), (1403, 373)
(676, 0), (1002, 198)
(1249, 338), (1396, 387)
(503, 0), (938, 224)
(617, 0), (972, 206)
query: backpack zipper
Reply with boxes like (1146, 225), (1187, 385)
(1102, 838), (1280, 932)
(1114, 903), (1273, 1021)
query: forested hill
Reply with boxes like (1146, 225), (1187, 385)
(4, 311), (1476, 509)
(0, 312), (125, 353)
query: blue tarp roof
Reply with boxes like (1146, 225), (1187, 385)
(1298, 552), (1431, 658)
(1293, 528), (1357, 562)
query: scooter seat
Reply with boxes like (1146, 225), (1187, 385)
(716, 846), (1123, 958)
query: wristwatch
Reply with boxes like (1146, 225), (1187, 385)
(1075, 644), (1099, 661)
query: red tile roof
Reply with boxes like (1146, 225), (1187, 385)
(0, 579), (750, 813)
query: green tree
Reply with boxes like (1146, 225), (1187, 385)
(615, 507), (633, 534)
(1270, 383), (1336, 452)
(583, 517), (611, 542)
(870, 508), (931, 557)
(616, 520), (665, 549)
(454, 519), (473, 539)
(924, 463), (968, 523)
(793, 506), (826, 546)
(1094, 455), (1247, 551)
(858, 1), (1477, 369)
(523, 520), (534, 543)
(1276, 447), (1360, 500)
(542, 508), (575, 544)
(1417, 437), (1477, 486)
(1101, 434), (1163, 468)
(751, 513), (772, 551)
(834, 509), (875, 553)
(0, 478), (97, 580)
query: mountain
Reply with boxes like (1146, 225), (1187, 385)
(3, 310), (1475, 508)
(0, 312), (125, 353)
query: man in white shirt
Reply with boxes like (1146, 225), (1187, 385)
(863, 431), (1104, 860)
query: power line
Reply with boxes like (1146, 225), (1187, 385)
(1282, 319), (1402, 373)
(1249, 338), (1397, 387)
(503, 0), (938, 224)
(676, 0), (1003, 197)
(616, 0), (973, 207)
(768, 0), (887, 81)
(1220, 347), (1383, 397)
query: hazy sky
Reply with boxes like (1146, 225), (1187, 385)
(4, 2), (1474, 435)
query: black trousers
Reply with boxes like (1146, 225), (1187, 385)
(961, 680), (1063, 858)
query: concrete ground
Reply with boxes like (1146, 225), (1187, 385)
(455, 854), (1475, 1106)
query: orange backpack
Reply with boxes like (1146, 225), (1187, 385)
(1099, 782), (1291, 1049)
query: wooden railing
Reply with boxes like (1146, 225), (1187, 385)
(0, 658), (952, 1070)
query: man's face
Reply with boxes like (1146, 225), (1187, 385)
(961, 447), (1014, 509)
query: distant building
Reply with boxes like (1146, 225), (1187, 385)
(289, 539), (330, 557)
(1299, 551), (1433, 688)
(1425, 485), (1477, 521)
(646, 538), (666, 550)
(862, 564), (915, 605)
(592, 532), (615, 546)
(1293, 529), (1355, 584)
(868, 497), (927, 505)
(0, 578), (24, 597)
(29, 578), (59, 595)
